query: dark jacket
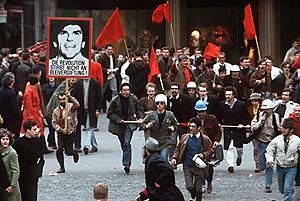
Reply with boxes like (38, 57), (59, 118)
(223, 75), (248, 101)
(107, 93), (144, 136)
(98, 52), (117, 82)
(249, 70), (272, 93)
(42, 82), (59, 105)
(15, 62), (31, 94)
(0, 87), (22, 135)
(72, 78), (102, 128)
(167, 94), (193, 123)
(126, 60), (150, 99)
(139, 152), (185, 201)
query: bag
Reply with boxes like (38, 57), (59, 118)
(0, 157), (10, 192)
(208, 144), (224, 167)
(245, 124), (264, 144)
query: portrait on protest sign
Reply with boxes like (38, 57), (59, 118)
(47, 17), (92, 77)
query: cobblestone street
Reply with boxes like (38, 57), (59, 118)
(38, 114), (300, 201)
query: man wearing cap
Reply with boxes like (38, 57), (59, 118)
(186, 81), (199, 117)
(196, 61), (223, 95)
(194, 100), (221, 193)
(167, 54), (195, 92)
(141, 94), (177, 160)
(136, 137), (184, 201)
(266, 118), (300, 200)
(223, 64), (248, 102)
(0, 72), (22, 137)
(247, 93), (262, 173)
(251, 99), (281, 193)
(171, 117), (213, 201)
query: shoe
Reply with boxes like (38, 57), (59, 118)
(254, 168), (261, 173)
(207, 182), (212, 193)
(201, 187), (206, 193)
(51, 145), (57, 150)
(94, 128), (99, 131)
(228, 166), (234, 173)
(73, 152), (79, 163)
(191, 191), (196, 199)
(83, 147), (89, 155)
(236, 156), (242, 166)
(89, 148), (98, 153)
(57, 168), (65, 173)
(76, 148), (82, 153)
(44, 149), (54, 154)
(124, 166), (130, 174)
(265, 187), (272, 193)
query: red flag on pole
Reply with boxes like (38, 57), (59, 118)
(292, 55), (300, 69)
(203, 42), (221, 60)
(148, 47), (160, 82)
(243, 4), (256, 40)
(152, 4), (172, 24)
(96, 9), (125, 48)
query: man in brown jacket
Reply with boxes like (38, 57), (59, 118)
(194, 100), (221, 193)
(171, 117), (213, 201)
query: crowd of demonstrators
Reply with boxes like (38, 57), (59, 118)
(1, 38), (300, 201)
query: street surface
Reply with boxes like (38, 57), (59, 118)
(38, 114), (300, 201)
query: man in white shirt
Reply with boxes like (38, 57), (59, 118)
(213, 52), (232, 76)
(264, 55), (283, 80)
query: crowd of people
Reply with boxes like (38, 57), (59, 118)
(0, 37), (300, 201)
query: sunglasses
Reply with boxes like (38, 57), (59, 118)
(156, 102), (165, 105)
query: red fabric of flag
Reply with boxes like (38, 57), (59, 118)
(243, 4), (256, 40)
(148, 47), (160, 82)
(204, 42), (221, 60)
(292, 56), (300, 69)
(96, 9), (125, 48)
(152, 4), (172, 24)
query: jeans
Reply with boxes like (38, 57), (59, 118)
(83, 113), (98, 150)
(160, 146), (170, 161)
(265, 163), (273, 188)
(257, 141), (269, 170)
(276, 165), (297, 201)
(118, 125), (133, 166)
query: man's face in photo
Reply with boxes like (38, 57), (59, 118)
(55, 24), (85, 59)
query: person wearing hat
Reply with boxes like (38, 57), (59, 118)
(222, 64), (248, 102)
(171, 117), (213, 201)
(247, 93), (262, 173)
(266, 118), (300, 200)
(185, 81), (199, 117)
(167, 54), (196, 92)
(135, 137), (184, 201)
(251, 99), (281, 193)
(196, 60), (223, 95)
(194, 100), (221, 193)
(141, 94), (177, 160)
(0, 72), (22, 138)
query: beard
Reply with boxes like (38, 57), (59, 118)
(60, 103), (66, 108)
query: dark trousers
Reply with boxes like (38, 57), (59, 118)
(45, 114), (56, 146)
(19, 175), (39, 201)
(74, 120), (82, 149)
(223, 129), (245, 150)
(204, 164), (214, 183)
(56, 133), (76, 168)
(183, 165), (204, 201)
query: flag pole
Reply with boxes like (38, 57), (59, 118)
(255, 35), (261, 60)
(170, 23), (176, 51)
(123, 38), (130, 61)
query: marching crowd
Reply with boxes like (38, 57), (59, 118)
(0, 38), (300, 201)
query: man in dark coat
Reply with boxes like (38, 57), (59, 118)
(72, 78), (102, 154)
(107, 83), (144, 174)
(15, 51), (32, 95)
(13, 120), (45, 201)
(136, 137), (184, 201)
(126, 49), (150, 99)
(218, 86), (250, 173)
(0, 72), (22, 138)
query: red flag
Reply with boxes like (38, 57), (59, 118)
(292, 55), (300, 69)
(204, 42), (221, 60)
(148, 47), (160, 82)
(243, 4), (256, 40)
(152, 4), (172, 24)
(96, 9), (125, 48)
